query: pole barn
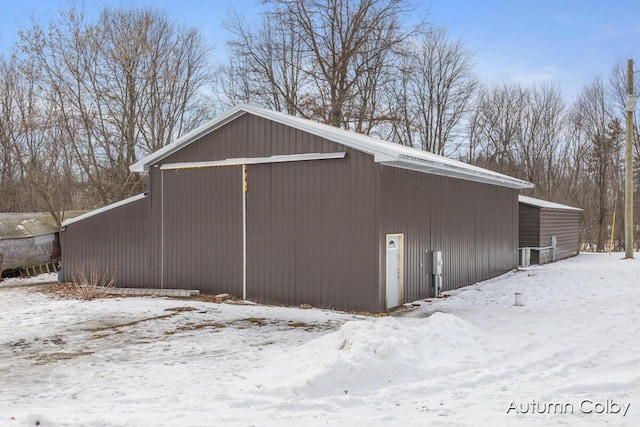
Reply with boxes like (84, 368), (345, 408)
(518, 195), (582, 265)
(61, 105), (533, 312)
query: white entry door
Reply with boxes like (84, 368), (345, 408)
(386, 234), (404, 309)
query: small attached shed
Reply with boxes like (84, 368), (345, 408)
(518, 195), (581, 265)
(61, 105), (533, 312)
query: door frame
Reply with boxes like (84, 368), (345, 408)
(385, 233), (404, 309)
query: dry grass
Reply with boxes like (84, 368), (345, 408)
(70, 264), (117, 300)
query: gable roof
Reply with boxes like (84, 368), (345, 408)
(130, 104), (533, 190)
(519, 195), (582, 211)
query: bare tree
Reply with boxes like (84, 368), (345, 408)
(223, 0), (421, 132)
(569, 78), (623, 251)
(468, 83), (527, 174)
(0, 53), (77, 220)
(387, 27), (477, 155)
(515, 84), (568, 200)
(468, 83), (570, 200)
(0, 56), (22, 212)
(224, 10), (307, 115)
(18, 5), (212, 206)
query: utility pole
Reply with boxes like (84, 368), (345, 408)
(625, 59), (636, 259)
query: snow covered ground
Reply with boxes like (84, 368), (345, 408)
(1, 253), (639, 426)
(0, 273), (57, 288)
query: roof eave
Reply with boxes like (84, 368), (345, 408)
(61, 193), (148, 228)
(381, 157), (534, 190)
(518, 195), (583, 211)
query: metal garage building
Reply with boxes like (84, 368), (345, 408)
(518, 195), (581, 265)
(61, 105), (533, 312)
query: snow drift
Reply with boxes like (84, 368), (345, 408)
(266, 312), (487, 397)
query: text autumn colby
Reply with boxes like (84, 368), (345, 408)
(507, 400), (631, 416)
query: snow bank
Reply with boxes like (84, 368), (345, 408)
(267, 312), (486, 397)
(0, 273), (57, 288)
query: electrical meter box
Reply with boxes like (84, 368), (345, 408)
(432, 251), (443, 275)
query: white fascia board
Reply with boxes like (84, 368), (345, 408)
(381, 156), (534, 189)
(61, 193), (148, 228)
(518, 195), (582, 211)
(160, 152), (346, 170)
(374, 153), (399, 163)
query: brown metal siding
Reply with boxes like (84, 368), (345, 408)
(161, 114), (339, 164)
(519, 204), (541, 264)
(378, 167), (518, 304)
(518, 203), (580, 265)
(246, 152), (378, 311)
(62, 111), (521, 312)
(152, 113), (380, 311)
(60, 196), (150, 286)
(161, 167), (243, 294)
(539, 209), (580, 263)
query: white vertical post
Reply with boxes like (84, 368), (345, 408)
(515, 292), (523, 306)
(242, 165), (247, 300)
(160, 169), (164, 290)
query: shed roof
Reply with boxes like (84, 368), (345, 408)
(61, 193), (148, 227)
(130, 105), (533, 190)
(518, 195), (582, 211)
(0, 211), (87, 239)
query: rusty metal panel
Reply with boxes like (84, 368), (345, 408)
(378, 166), (518, 303)
(60, 197), (150, 286)
(161, 166), (243, 294)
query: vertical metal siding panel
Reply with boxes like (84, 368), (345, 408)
(150, 168), (161, 288)
(162, 167), (242, 294)
(518, 205), (541, 246)
(62, 113), (374, 311)
(246, 146), (377, 311)
(539, 209), (581, 261)
(378, 166), (518, 299)
(411, 171), (422, 299)
(61, 197), (150, 287)
(519, 204), (542, 264)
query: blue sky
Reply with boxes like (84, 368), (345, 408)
(1, 0), (638, 102)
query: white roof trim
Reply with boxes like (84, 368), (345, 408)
(518, 195), (582, 211)
(161, 152), (346, 171)
(130, 104), (533, 189)
(381, 155), (532, 189)
(61, 193), (148, 228)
